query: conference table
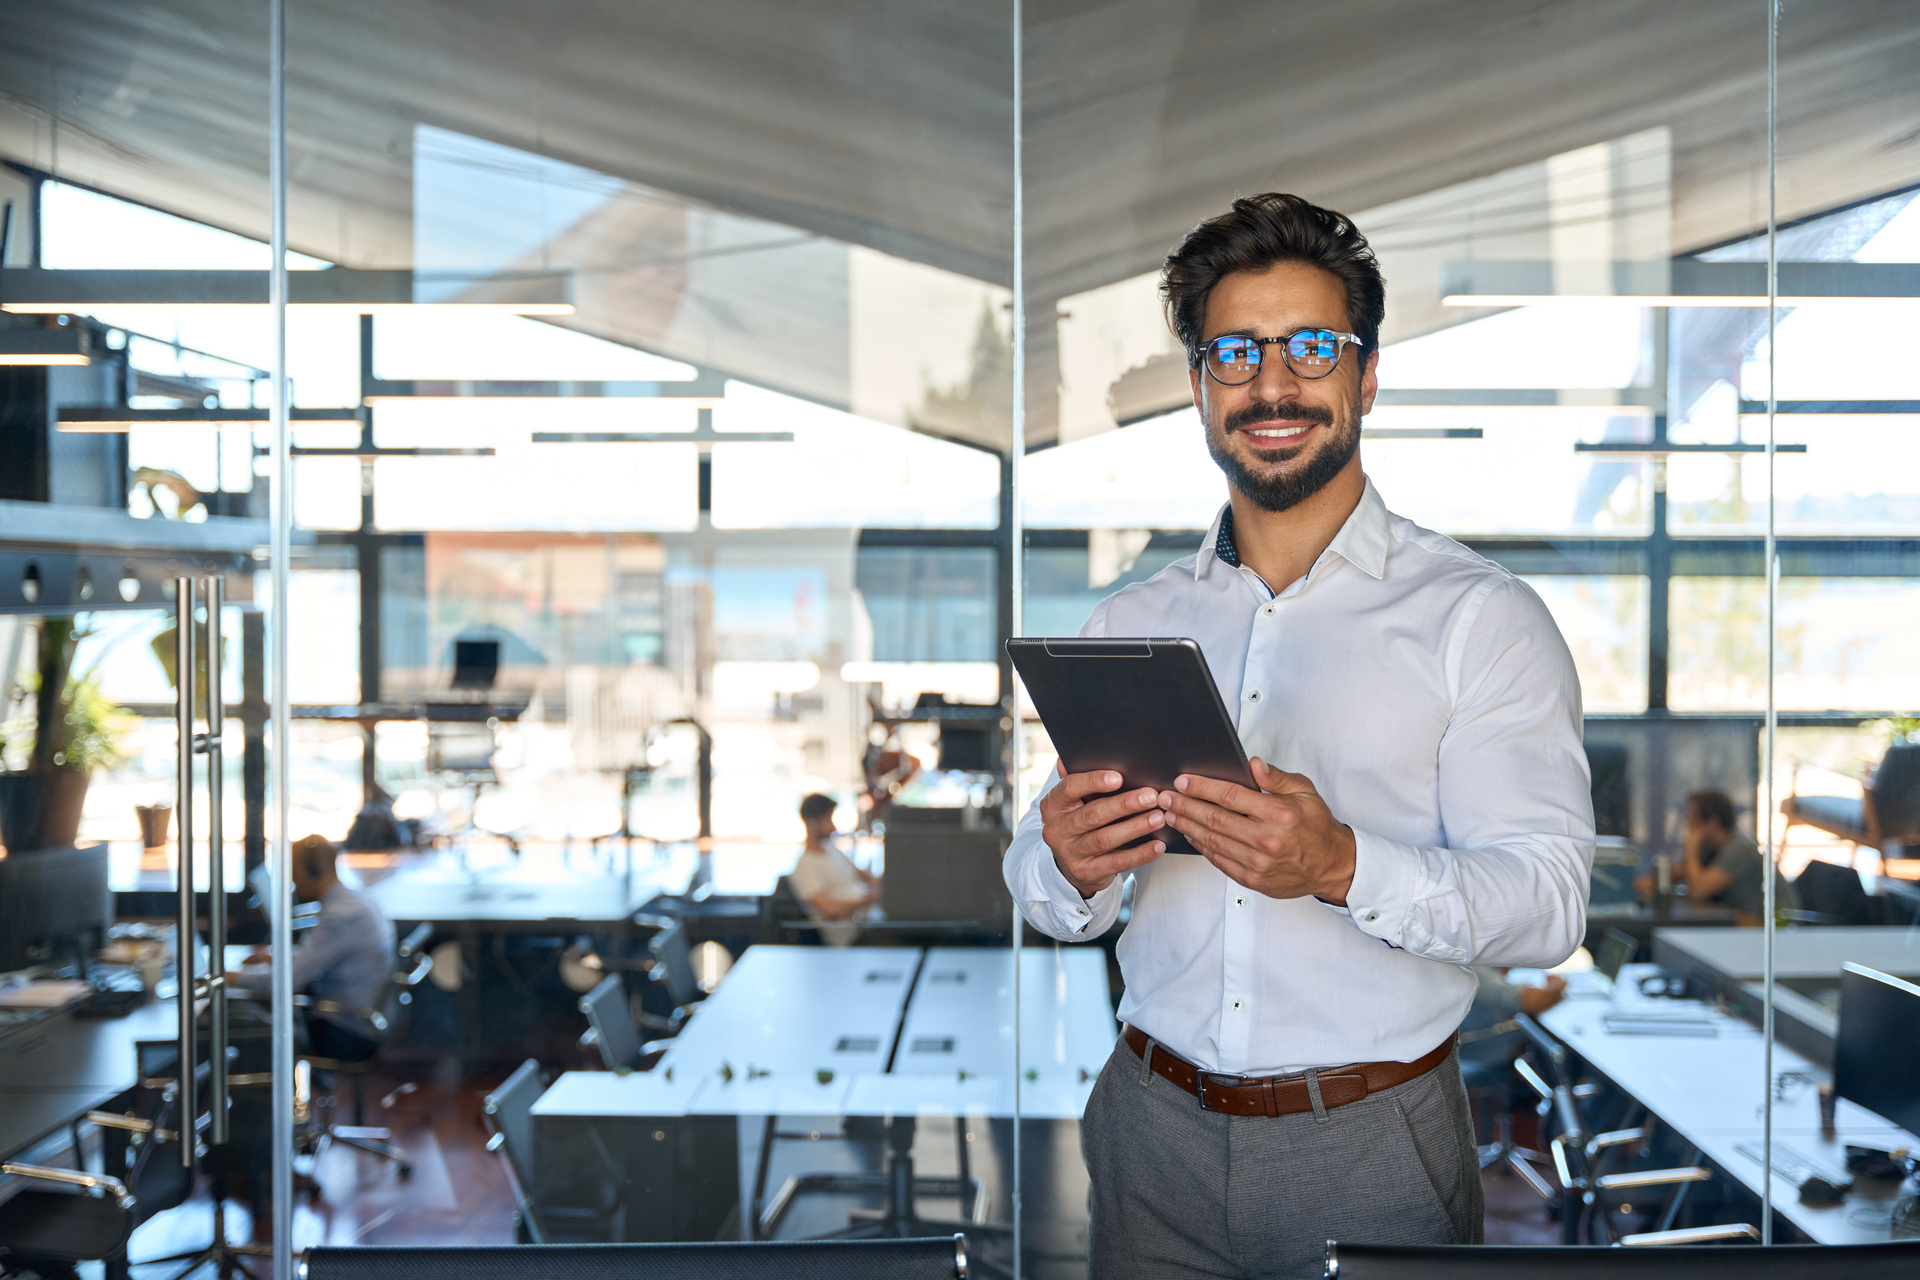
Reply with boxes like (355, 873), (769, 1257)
(532, 943), (1118, 1246)
(1540, 963), (1920, 1244)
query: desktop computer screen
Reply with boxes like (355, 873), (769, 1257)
(1833, 962), (1920, 1135)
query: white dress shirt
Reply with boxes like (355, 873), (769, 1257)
(1004, 479), (1594, 1074)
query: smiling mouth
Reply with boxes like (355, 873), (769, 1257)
(1237, 422), (1315, 446)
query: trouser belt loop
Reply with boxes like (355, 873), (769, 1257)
(1260, 1077), (1278, 1118)
(1304, 1068), (1330, 1123)
(1139, 1036), (1157, 1086)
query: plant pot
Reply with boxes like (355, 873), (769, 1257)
(0, 770), (93, 852)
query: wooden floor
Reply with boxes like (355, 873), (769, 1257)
(87, 1059), (1562, 1280)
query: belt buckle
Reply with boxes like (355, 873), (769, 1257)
(1196, 1072), (1242, 1114)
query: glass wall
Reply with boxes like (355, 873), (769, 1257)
(5, 2), (1919, 1275)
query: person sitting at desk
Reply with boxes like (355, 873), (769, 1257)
(228, 834), (396, 1060)
(790, 793), (879, 947)
(1636, 789), (1797, 926)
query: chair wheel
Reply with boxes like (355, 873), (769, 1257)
(398, 1162), (413, 1181)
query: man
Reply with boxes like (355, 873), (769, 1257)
(1002, 193), (1594, 1279)
(230, 834), (397, 1061)
(1645, 789), (1794, 925)
(789, 793), (880, 946)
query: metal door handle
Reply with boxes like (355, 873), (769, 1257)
(173, 577), (197, 1169)
(204, 577), (228, 1144)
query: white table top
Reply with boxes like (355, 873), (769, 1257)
(532, 1066), (714, 1118)
(657, 945), (921, 1082)
(1656, 926), (1920, 981)
(1542, 964), (1918, 1244)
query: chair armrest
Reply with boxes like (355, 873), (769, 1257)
(85, 1111), (177, 1143)
(398, 922), (433, 959)
(1585, 1127), (1651, 1159)
(1513, 1057), (1553, 1102)
(1595, 1166), (1712, 1191)
(2, 1161), (133, 1209)
(307, 999), (389, 1035)
(397, 952), (434, 989)
(1619, 1223), (1758, 1246)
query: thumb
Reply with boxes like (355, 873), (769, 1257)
(1250, 756), (1315, 795)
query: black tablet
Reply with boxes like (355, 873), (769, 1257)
(1007, 637), (1255, 855)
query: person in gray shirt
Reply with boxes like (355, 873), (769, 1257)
(1671, 790), (1796, 925)
(229, 834), (396, 1060)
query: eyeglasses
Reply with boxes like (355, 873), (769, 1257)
(1200, 329), (1366, 385)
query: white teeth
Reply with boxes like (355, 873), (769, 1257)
(1246, 425), (1308, 439)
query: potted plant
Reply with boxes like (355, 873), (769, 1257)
(0, 617), (131, 852)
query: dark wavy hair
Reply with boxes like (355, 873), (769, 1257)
(1161, 193), (1386, 367)
(1687, 789), (1736, 832)
(799, 793), (837, 822)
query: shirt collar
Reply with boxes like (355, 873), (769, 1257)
(1194, 478), (1391, 582)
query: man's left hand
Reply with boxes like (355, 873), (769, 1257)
(1158, 757), (1357, 904)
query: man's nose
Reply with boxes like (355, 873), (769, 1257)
(1249, 348), (1307, 400)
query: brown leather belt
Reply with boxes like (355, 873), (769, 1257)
(1121, 1024), (1455, 1118)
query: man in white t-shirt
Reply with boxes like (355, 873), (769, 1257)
(789, 793), (880, 946)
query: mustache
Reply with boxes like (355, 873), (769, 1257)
(1222, 400), (1335, 434)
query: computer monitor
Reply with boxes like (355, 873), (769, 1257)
(1834, 962), (1920, 1135)
(1595, 927), (1637, 983)
(450, 638), (501, 691)
(0, 843), (110, 974)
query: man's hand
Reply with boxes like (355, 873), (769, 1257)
(1041, 762), (1168, 899)
(1157, 757), (1357, 903)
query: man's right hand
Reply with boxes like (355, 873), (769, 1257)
(1041, 762), (1167, 899)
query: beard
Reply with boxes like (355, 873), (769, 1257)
(1205, 399), (1361, 513)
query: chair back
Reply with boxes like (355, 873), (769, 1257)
(759, 875), (816, 945)
(482, 1059), (547, 1240)
(1327, 1241), (1920, 1279)
(1792, 859), (1872, 924)
(579, 975), (643, 1071)
(648, 921), (701, 1009)
(1872, 742), (1920, 842)
(303, 1237), (968, 1280)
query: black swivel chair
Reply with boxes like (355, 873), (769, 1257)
(482, 1059), (624, 1243)
(1326, 1241), (1920, 1278)
(0, 1163), (134, 1280)
(296, 921), (436, 1178)
(1510, 1014), (1756, 1247)
(302, 1237), (970, 1280)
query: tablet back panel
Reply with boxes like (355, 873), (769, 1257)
(1007, 638), (1253, 855)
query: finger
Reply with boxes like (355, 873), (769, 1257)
(1065, 787), (1161, 837)
(1171, 771), (1258, 813)
(1057, 769), (1125, 801)
(1162, 793), (1271, 857)
(1072, 835), (1167, 881)
(1055, 759), (1065, 779)
(1248, 757), (1315, 795)
(1068, 807), (1167, 856)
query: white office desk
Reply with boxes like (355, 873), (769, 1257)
(533, 1066), (713, 1119)
(656, 945), (921, 1087)
(892, 946), (1117, 1119)
(1656, 926), (1920, 982)
(1542, 964), (1918, 1244)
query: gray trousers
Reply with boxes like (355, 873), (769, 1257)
(1080, 1036), (1483, 1280)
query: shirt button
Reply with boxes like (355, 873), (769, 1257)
(1262, 604), (1276, 617)
(1246, 690), (1261, 703)
(1232, 1000), (1242, 1010)
(1363, 909), (1380, 923)
(1235, 896), (1245, 907)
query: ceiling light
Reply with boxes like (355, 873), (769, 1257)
(56, 407), (363, 433)
(0, 268), (573, 315)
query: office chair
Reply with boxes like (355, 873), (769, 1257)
(1781, 742), (1920, 864)
(577, 974), (673, 1072)
(1324, 1240), (1920, 1277)
(302, 1237), (971, 1280)
(0, 1163), (134, 1280)
(296, 921), (435, 1179)
(759, 874), (822, 945)
(1511, 1014), (1755, 1246)
(482, 1059), (625, 1243)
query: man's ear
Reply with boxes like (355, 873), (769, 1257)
(1189, 363), (1205, 417)
(1358, 348), (1379, 416)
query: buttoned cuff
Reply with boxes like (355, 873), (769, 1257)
(1029, 847), (1121, 936)
(1329, 827), (1422, 946)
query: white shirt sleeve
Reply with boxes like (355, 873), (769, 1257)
(1001, 597), (1127, 941)
(1336, 575), (1595, 968)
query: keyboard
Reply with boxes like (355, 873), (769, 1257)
(1734, 1139), (1848, 1188)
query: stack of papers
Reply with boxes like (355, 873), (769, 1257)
(0, 979), (92, 1010)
